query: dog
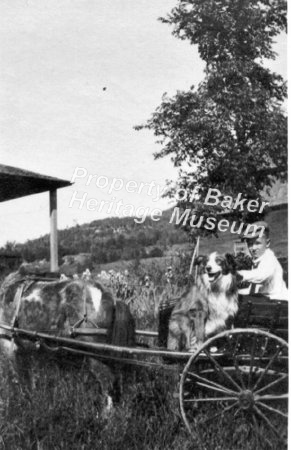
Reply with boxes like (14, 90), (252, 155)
(167, 252), (238, 351)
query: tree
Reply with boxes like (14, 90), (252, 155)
(116, 233), (126, 249)
(2, 241), (18, 253)
(137, 231), (148, 246)
(137, 0), (287, 237)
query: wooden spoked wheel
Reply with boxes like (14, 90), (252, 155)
(180, 329), (288, 448)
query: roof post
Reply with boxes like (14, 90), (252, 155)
(49, 189), (58, 271)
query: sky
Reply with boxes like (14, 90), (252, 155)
(0, 0), (287, 246)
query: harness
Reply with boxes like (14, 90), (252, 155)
(11, 278), (38, 328)
(70, 283), (99, 337)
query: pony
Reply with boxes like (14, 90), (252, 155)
(167, 252), (238, 351)
(0, 267), (135, 414)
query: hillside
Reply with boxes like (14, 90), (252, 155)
(0, 204), (287, 272)
(1, 208), (190, 265)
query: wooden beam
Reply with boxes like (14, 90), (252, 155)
(0, 324), (194, 360)
(49, 189), (58, 271)
(70, 328), (158, 338)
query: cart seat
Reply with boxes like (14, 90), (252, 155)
(234, 294), (288, 340)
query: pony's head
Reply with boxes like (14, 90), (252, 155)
(0, 270), (24, 306)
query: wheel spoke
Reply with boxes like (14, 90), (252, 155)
(234, 407), (242, 418)
(184, 396), (237, 403)
(186, 371), (237, 395)
(254, 374), (288, 395)
(252, 346), (283, 391)
(253, 405), (285, 441)
(204, 349), (241, 392)
(233, 353), (246, 389)
(196, 381), (239, 396)
(260, 337), (269, 358)
(248, 334), (257, 388)
(233, 335), (240, 355)
(256, 393), (288, 401)
(256, 401), (288, 419)
(226, 332), (246, 389)
(199, 401), (239, 425)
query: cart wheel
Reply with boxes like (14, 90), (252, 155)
(180, 329), (288, 448)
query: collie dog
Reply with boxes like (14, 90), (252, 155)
(167, 252), (238, 351)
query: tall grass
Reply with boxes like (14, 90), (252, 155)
(0, 353), (283, 450)
(0, 355), (190, 450)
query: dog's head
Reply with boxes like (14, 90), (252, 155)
(195, 252), (236, 285)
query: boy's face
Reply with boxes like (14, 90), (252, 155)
(247, 235), (270, 260)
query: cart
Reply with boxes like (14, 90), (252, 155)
(0, 295), (288, 448)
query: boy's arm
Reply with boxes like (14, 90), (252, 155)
(238, 258), (274, 284)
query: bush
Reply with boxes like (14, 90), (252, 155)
(149, 247), (163, 258)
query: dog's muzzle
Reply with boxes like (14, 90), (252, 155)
(206, 271), (221, 283)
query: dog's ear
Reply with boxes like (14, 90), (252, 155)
(194, 255), (206, 266)
(224, 253), (236, 273)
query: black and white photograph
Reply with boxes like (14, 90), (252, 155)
(0, 1), (288, 449)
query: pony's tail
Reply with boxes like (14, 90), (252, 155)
(107, 301), (135, 347)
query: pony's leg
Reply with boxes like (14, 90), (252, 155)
(1, 339), (19, 380)
(15, 351), (34, 396)
(88, 359), (115, 418)
(4, 340), (32, 392)
(113, 368), (125, 401)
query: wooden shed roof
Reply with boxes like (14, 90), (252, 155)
(0, 164), (71, 202)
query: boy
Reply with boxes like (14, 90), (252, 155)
(237, 221), (288, 301)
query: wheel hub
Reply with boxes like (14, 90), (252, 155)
(239, 390), (254, 410)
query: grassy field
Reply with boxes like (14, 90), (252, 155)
(0, 254), (287, 450)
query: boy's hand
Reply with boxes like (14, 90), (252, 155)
(236, 271), (250, 289)
(236, 272), (244, 284)
(234, 253), (253, 270)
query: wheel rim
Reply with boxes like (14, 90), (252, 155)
(180, 329), (288, 448)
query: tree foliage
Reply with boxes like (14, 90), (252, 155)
(137, 0), (287, 235)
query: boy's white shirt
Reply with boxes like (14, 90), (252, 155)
(238, 248), (288, 301)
